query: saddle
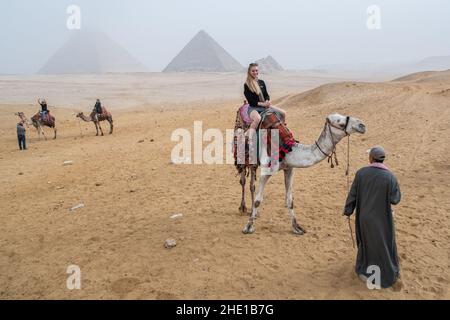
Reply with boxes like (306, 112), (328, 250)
(258, 110), (296, 166)
(34, 111), (54, 124)
(233, 104), (297, 170)
(91, 106), (109, 119)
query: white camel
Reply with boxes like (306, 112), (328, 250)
(242, 113), (366, 235)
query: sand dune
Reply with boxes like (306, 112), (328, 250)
(0, 70), (449, 299)
(392, 69), (450, 82)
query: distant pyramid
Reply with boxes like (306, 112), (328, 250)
(163, 30), (243, 72)
(256, 55), (284, 74)
(415, 55), (450, 71)
(39, 30), (147, 74)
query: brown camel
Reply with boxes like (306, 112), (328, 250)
(15, 111), (57, 140)
(76, 107), (113, 136)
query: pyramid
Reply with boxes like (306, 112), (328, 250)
(163, 30), (243, 72)
(415, 56), (450, 71)
(39, 30), (147, 74)
(255, 55), (284, 74)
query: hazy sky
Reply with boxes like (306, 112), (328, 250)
(1, 0), (449, 73)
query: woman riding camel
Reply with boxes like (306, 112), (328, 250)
(38, 98), (48, 121)
(244, 62), (286, 134)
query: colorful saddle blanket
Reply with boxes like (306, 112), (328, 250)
(259, 110), (296, 165)
(233, 106), (296, 169)
(33, 111), (54, 125)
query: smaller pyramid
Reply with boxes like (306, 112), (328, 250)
(415, 56), (450, 71)
(255, 55), (284, 74)
(163, 30), (243, 72)
(39, 30), (147, 74)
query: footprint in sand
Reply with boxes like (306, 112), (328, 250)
(111, 277), (141, 296)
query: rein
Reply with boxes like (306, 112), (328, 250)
(345, 134), (356, 249)
(315, 116), (356, 249)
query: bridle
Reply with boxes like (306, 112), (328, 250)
(315, 116), (350, 168)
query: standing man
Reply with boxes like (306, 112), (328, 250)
(17, 121), (27, 150)
(343, 146), (402, 288)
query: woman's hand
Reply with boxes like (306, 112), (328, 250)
(258, 101), (271, 108)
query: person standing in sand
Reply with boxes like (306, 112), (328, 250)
(17, 121), (27, 150)
(343, 146), (402, 288)
(244, 63), (286, 134)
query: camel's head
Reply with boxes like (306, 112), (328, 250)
(15, 112), (25, 117)
(76, 112), (84, 118)
(327, 113), (366, 135)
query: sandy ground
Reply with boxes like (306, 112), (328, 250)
(0, 71), (449, 299)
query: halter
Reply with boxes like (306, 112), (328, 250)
(315, 116), (350, 168)
(329, 116), (350, 135)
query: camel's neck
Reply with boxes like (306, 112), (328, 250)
(284, 123), (347, 168)
(20, 115), (29, 124)
(79, 114), (92, 122)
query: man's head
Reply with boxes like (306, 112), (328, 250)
(369, 146), (386, 163)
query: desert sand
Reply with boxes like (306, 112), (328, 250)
(0, 71), (449, 299)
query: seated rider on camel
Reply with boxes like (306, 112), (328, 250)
(38, 98), (49, 122)
(93, 99), (102, 121)
(243, 62), (286, 138)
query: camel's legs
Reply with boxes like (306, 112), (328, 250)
(94, 122), (99, 136)
(254, 172), (271, 209)
(284, 168), (306, 235)
(53, 126), (57, 139)
(249, 167), (256, 215)
(35, 125), (41, 140)
(39, 123), (47, 141)
(239, 169), (247, 214)
(109, 119), (113, 134)
(98, 121), (104, 136)
(242, 173), (272, 234)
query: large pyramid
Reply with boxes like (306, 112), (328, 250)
(256, 55), (284, 74)
(39, 30), (147, 74)
(163, 30), (243, 72)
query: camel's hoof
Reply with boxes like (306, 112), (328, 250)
(254, 200), (261, 208)
(292, 224), (306, 235)
(242, 224), (255, 234)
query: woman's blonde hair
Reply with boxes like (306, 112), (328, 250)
(246, 63), (264, 101)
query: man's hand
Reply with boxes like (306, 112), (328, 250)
(343, 212), (351, 217)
